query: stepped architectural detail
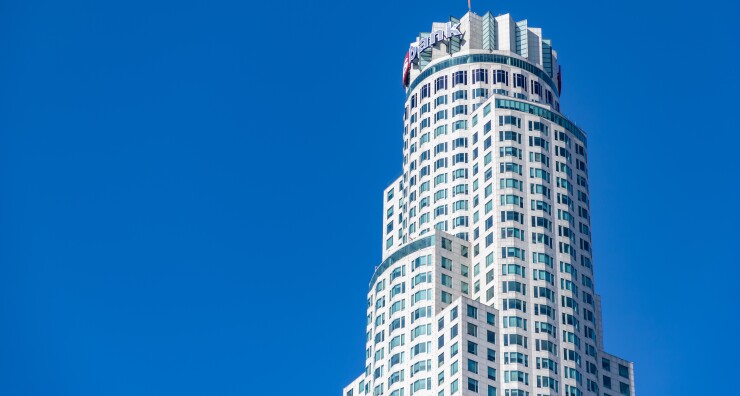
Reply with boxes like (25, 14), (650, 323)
(344, 11), (635, 396)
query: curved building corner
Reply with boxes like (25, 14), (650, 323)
(346, 10), (635, 396)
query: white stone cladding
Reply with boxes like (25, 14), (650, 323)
(347, 10), (635, 396)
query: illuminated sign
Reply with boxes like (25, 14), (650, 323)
(408, 22), (463, 63)
(402, 51), (411, 86)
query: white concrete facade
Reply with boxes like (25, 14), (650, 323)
(348, 11), (635, 396)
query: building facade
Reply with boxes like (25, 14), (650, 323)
(344, 11), (635, 396)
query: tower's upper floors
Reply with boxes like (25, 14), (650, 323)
(353, 11), (635, 396)
(404, 12), (560, 104)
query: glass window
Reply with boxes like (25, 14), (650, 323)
(467, 340), (478, 355)
(619, 364), (629, 379)
(472, 69), (488, 84)
(467, 378), (478, 392)
(452, 70), (467, 86)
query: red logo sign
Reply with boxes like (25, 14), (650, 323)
(402, 51), (411, 87)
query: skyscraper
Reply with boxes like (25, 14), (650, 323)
(344, 11), (635, 396)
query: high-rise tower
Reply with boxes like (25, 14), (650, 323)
(344, 11), (635, 396)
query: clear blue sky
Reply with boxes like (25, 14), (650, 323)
(1, 0), (738, 394)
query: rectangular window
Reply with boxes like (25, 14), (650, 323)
(467, 378), (478, 392)
(467, 341), (478, 355)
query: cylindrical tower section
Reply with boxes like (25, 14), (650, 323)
(394, 10), (599, 396)
(354, 11), (635, 396)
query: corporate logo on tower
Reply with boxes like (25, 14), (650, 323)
(408, 22), (463, 63)
(402, 51), (411, 87)
(402, 22), (464, 87)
